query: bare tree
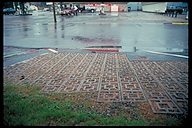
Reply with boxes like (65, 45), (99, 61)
(20, 2), (26, 15)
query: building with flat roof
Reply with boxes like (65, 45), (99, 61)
(53, 2), (128, 12)
(142, 2), (188, 13)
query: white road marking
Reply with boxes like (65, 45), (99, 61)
(48, 49), (58, 53)
(143, 50), (188, 59)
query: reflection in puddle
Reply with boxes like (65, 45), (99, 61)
(72, 36), (119, 45)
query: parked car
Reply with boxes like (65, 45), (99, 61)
(28, 5), (38, 11)
(77, 5), (96, 13)
(128, 7), (131, 12)
(60, 8), (75, 15)
(166, 6), (183, 14)
(43, 8), (50, 11)
(3, 8), (16, 15)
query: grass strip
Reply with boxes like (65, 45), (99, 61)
(3, 84), (185, 126)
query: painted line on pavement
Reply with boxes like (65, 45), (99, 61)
(143, 50), (188, 59)
(172, 22), (188, 25)
(48, 48), (59, 53)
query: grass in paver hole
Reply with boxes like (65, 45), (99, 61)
(3, 83), (187, 126)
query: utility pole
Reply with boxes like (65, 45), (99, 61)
(53, 2), (57, 22)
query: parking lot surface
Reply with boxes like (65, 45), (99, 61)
(4, 11), (188, 52)
(3, 52), (188, 115)
(3, 11), (188, 67)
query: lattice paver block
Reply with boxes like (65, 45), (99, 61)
(144, 89), (169, 100)
(59, 84), (79, 92)
(142, 82), (162, 90)
(79, 83), (98, 92)
(141, 61), (188, 114)
(155, 62), (188, 83)
(129, 61), (185, 114)
(3, 53), (188, 115)
(168, 62), (188, 73)
(4, 53), (53, 83)
(41, 85), (60, 93)
(100, 82), (119, 91)
(149, 100), (182, 114)
(117, 54), (146, 103)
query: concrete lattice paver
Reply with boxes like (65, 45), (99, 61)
(3, 53), (188, 115)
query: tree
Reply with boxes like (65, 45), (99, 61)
(20, 2), (26, 15)
(60, 2), (63, 9)
(3, 2), (13, 9)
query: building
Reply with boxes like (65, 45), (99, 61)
(142, 2), (188, 13)
(53, 2), (128, 12)
(127, 2), (142, 11)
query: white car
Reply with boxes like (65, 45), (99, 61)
(28, 5), (38, 11)
(43, 8), (50, 11)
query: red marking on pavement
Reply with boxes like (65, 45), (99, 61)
(85, 49), (119, 52)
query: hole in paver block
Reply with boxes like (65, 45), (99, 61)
(122, 91), (145, 102)
(146, 90), (169, 100)
(129, 93), (138, 98)
(159, 103), (170, 109)
(97, 91), (120, 102)
(101, 82), (119, 91)
(121, 82), (141, 91)
(105, 93), (116, 98)
(80, 83), (98, 92)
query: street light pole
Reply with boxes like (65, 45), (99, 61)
(53, 2), (57, 22)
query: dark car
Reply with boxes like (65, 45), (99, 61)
(3, 8), (16, 15)
(128, 7), (131, 12)
(166, 6), (183, 14)
(77, 5), (96, 13)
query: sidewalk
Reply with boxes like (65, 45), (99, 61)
(3, 52), (188, 115)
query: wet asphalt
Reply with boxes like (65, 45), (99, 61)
(3, 11), (188, 67)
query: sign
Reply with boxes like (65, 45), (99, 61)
(111, 5), (118, 12)
(85, 3), (111, 7)
(46, 2), (53, 5)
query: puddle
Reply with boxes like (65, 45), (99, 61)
(42, 23), (48, 25)
(72, 36), (93, 42)
(72, 36), (119, 45)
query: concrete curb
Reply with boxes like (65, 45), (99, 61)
(172, 21), (188, 25)
(3, 52), (27, 58)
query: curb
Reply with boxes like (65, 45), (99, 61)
(3, 52), (27, 58)
(172, 21), (188, 25)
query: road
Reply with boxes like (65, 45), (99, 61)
(3, 11), (188, 66)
